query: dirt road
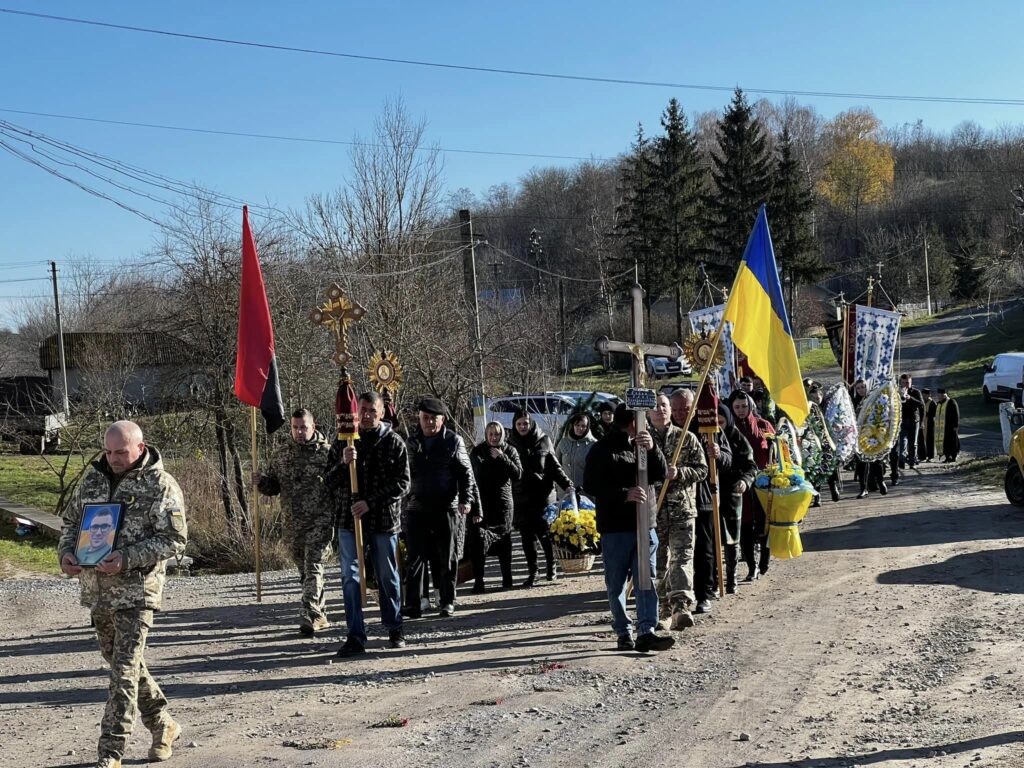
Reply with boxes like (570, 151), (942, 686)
(2, 456), (1023, 768)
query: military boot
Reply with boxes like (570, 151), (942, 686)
(96, 757), (121, 768)
(148, 717), (182, 762)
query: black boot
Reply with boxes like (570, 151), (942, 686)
(758, 542), (771, 575)
(725, 546), (738, 594)
(829, 476), (841, 503)
(741, 538), (757, 581)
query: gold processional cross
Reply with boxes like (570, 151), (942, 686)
(309, 283), (367, 370)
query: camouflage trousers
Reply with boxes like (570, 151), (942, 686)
(286, 521), (335, 621)
(93, 608), (169, 760)
(656, 513), (697, 615)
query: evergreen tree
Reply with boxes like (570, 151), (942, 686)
(952, 225), (983, 300)
(704, 88), (773, 278)
(615, 124), (665, 303)
(654, 98), (705, 297)
(770, 126), (823, 289)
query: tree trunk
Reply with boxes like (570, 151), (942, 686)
(213, 411), (236, 523)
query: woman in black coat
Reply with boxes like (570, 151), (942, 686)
(716, 402), (757, 593)
(468, 421), (523, 592)
(507, 409), (572, 588)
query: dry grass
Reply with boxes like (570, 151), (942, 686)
(168, 457), (295, 574)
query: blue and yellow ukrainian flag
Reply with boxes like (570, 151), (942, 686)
(721, 205), (810, 427)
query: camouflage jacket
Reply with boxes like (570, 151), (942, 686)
(257, 430), (334, 528)
(652, 424), (708, 520)
(59, 446), (187, 612)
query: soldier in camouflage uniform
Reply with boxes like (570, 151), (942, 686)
(58, 421), (187, 768)
(254, 408), (335, 636)
(655, 391), (708, 630)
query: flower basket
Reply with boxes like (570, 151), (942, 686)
(547, 489), (599, 573)
(754, 438), (815, 560)
(553, 547), (597, 573)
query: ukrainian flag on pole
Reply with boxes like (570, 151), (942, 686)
(722, 205), (810, 427)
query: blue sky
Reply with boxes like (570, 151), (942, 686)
(1, 1), (1022, 327)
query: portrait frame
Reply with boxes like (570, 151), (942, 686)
(74, 503), (124, 567)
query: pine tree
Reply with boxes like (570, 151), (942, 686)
(952, 226), (983, 300)
(615, 124), (664, 301)
(654, 98), (705, 297)
(770, 126), (823, 290)
(704, 88), (773, 278)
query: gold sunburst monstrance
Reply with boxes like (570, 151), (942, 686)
(368, 350), (403, 394)
(682, 331), (726, 373)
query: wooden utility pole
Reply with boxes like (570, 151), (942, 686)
(49, 261), (70, 415)
(459, 209), (486, 401)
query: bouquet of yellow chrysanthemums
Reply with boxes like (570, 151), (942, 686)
(547, 490), (599, 572)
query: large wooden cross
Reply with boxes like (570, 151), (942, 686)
(309, 283), (367, 369)
(595, 283), (683, 591)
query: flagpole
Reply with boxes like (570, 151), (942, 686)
(251, 405), (262, 603)
(656, 264), (744, 515)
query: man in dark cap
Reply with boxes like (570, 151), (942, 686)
(403, 397), (477, 618)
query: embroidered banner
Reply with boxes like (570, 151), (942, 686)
(853, 305), (901, 389)
(688, 304), (736, 398)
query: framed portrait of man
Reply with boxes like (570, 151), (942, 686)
(75, 503), (124, 566)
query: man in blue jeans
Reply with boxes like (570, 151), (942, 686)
(328, 392), (411, 657)
(584, 403), (675, 653)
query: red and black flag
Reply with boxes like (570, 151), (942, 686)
(234, 206), (285, 433)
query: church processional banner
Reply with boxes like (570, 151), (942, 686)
(688, 304), (736, 398)
(853, 305), (901, 390)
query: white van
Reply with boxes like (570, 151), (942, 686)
(983, 352), (1024, 402)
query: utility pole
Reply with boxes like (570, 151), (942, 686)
(458, 210), (486, 402)
(922, 230), (933, 315)
(558, 279), (567, 373)
(49, 261), (70, 415)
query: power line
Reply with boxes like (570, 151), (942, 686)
(483, 241), (633, 284)
(3, 8), (1024, 107)
(0, 108), (603, 162)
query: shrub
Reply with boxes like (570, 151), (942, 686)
(169, 457), (294, 573)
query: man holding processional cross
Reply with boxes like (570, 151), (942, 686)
(588, 284), (680, 652)
(312, 285), (411, 655)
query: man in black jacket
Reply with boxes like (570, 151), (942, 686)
(403, 397), (477, 618)
(584, 404), (674, 653)
(892, 373), (926, 484)
(671, 388), (733, 614)
(329, 392), (411, 657)
(716, 404), (757, 594)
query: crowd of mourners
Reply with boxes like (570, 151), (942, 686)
(57, 372), (963, 767)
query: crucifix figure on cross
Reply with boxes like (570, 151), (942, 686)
(309, 283), (367, 369)
(595, 283), (683, 591)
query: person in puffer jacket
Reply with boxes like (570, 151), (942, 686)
(556, 412), (597, 492)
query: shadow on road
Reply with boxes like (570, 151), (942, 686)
(731, 729), (1024, 767)
(801, 502), (1024, 552)
(877, 546), (1024, 594)
(0, 574), (611, 707)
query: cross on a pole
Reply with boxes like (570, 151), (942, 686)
(594, 284), (683, 591)
(309, 283), (367, 369)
